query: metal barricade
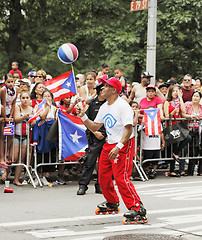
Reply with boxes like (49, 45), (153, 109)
(2, 122), (36, 187)
(134, 118), (202, 181)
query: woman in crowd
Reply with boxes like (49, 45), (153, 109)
(185, 90), (202, 176)
(164, 85), (192, 177)
(32, 89), (57, 186)
(1, 91), (35, 184)
(30, 82), (45, 108)
(79, 72), (97, 103)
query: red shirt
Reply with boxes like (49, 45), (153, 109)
(139, 96), (163, 110)
(9, 69), (23, 79)
(181, 88), (194, 103)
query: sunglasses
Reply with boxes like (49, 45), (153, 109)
(183, 79), (191, 82)
(36, 75), (44, 78)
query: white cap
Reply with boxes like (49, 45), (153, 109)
(19, 78), (31, 87)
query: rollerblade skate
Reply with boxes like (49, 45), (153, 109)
(123, 204), (148, 224)
(95, 201), (120, 215)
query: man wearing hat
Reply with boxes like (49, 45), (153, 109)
(77, 83), (106, 195)
(77, 77), (147, 221)
(129, 71), (165, 104)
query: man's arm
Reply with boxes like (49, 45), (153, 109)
(77, 107), (103, 132)
(129, 85), (137, 102)
(108, 124), (133, 159)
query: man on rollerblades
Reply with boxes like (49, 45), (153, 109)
(77, 77), (147, 224)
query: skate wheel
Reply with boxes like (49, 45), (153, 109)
(143, 217), (148, 223)
(130, 220), (135, 224)
(108, 209), (113, 214)
(102, 211), (107, 214)
(114, 207), (120, 214)
(122, 217), (129, 225)
(136, 217), (142, 224)
(95, 208), (100, 215)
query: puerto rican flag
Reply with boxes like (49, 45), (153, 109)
(43, 71), (77, 102)
(174, 96), (180, 108)
(4, 123), (15, 136)
(27, 98), (47, 123)
(144, 108), (162, 136)
(58, 110), (88, 161)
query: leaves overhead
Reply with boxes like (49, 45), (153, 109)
(0, 0), (201, 82)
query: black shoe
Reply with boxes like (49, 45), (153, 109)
(77, 186), (88, 195)
(95, 185), (102, 194)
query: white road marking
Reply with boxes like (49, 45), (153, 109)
(1, 206), (202, 228)
(27, 223), (165, 239)
(159, 214), (202, 225)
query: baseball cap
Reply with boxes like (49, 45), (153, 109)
(141, 71), (153, 78)
(101, 77), (122, 94)
(19, 78), (31, 87)
(146, 84), (156, 91)
(158, 83), (168, 89)
(166, 79), (176, 85)
(28, 70), (36, 77)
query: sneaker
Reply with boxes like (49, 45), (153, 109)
(56, 175), (66, 185)
(22, 180), (28, 185)
(41, 176), (50, 186)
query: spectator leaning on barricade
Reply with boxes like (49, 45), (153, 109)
(1, 74), (19, 164)
(164, 85), (192, 177)
(1, 91), (35, 185)
(0, 89), (6, 168)
(185, 90), (202, 176)
(30, 82), (45, 108)
(80, 71), (97, 103)
(180, 74), (194, 103)
(139, 85), (164, 178)
(32, 89), (57, 186)
(9, 61), (23, 79)
(77, 82), (107, 195)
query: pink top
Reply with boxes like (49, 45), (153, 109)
(185, 101), (202, 128)
(139, 96), (163, 110)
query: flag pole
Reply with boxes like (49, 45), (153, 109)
(71, 63), (78, 95)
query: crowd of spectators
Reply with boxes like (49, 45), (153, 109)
(0, 61), (201, 188)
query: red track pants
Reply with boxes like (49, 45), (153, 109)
(99, 138), (141, 211)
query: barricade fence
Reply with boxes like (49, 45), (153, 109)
(1, 118), (202, 187)
(135, 118), (202, 181)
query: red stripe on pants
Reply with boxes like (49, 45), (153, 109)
(99, 138), (141, 211)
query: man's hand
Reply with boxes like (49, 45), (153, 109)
(76, 106), (85, 118)
(94, 131), (105, 140)
(108, 146), (120, 160)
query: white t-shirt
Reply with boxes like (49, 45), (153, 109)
(94, 97), (134, 144)
(142, 131), (161, 150)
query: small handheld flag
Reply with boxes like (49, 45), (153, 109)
(27, 98), (47, 123)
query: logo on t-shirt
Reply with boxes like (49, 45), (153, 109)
(103, 113), (117, 135)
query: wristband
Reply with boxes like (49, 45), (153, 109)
(81, 114), (88, 122)
(116, 142), (124, 149)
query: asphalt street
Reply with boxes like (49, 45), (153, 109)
(0, 173), (202, 240)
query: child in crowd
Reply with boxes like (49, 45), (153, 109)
(1, 74), (19, 163)
(32, 89), (57, 186)
(158, 83), (168, 97)
(1, 91), (34, 185)
(0, 89), (6, 168)
(13, 72), (21, 82)
(80, 71), (97, 103)
(9, 61), (23, 79)
(59, 96), (81, 115)
(97, 63), (109, 83)
(141, 107), (165, 179)
(114, 67), (127, 95)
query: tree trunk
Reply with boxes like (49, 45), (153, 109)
(133, 60), (142, 83)
(8, 0), (22, 71)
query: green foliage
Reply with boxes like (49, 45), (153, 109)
(0, 0), (201, 82)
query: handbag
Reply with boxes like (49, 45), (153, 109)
(46, 119), (58, 143)
(163, 115), (189, 144)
